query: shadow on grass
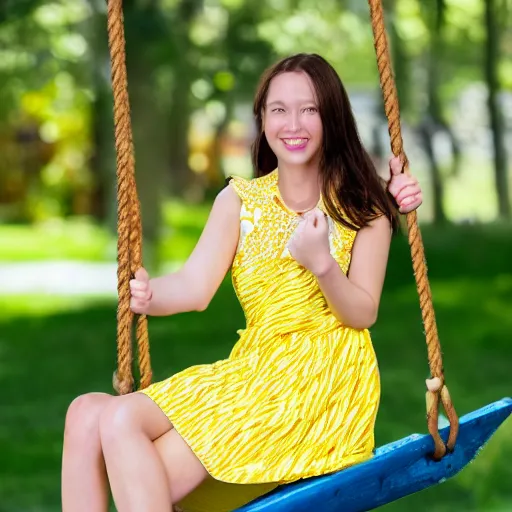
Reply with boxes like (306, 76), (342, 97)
(1, 226), (511, 512)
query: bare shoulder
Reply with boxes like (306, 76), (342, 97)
(350, 214), (393, 269)
(365, 213), (392, 230)
(354, 214), (392, 242)
(212, 182), (242, 214)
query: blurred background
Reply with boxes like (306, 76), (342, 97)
(0, 0), (511, 510)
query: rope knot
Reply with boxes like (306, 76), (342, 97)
(113, 370), (134, 395)
(425, 376), (442, 392)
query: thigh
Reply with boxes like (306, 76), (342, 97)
(100, 392), (173, 442)
(154, 429), (210, 504)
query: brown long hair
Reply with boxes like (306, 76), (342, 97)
(251, 53), (400, 232)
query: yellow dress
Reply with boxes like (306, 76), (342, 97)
(139, 170), (380, 512)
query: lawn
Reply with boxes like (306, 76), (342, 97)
(1, 222), (511, 511)
(0, 200), (211, 263)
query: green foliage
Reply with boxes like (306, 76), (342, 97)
(0, 0), (510, 223)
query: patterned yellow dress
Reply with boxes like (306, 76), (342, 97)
(140, 169), (380, 512)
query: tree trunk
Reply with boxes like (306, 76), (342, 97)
(424, 13), (447, 224)
(123, 3), (170, 271)
(484, 0), (510, 219)
(168, 69), (193, 196)
(419, 118), (447, 224)
(416, 0), (451, 224)
(209, 98), (235, 191)
(427, 0), (462, 179)
(88, 9), (117, 226)
(167, 0), (203, 200)
(129, 72), (168, 271)
(388, 9), (411, 116)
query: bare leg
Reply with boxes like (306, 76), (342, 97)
(61, 392), (114, 512)
(100, 393), (203, 512)
(62, 391), (209, 512)
(154, 429), (210, 504)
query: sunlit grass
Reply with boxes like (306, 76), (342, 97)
(0, 219), (112, 261)
(0, 199), (210, 263)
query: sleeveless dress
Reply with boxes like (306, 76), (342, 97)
(139, 170), (381, 512)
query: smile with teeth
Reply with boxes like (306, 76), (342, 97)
(282, 138), (308, 146)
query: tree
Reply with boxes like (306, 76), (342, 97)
(483, 0), (510, 219)
(418, 0), (461, 224)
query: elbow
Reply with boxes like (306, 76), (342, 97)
(194, 301), (209, 312)
(179, 271), (210, 312)
(193, 293), (211, 312)
(348, 320), (373, 331)
(365, 308), (379, 329)
(345, 309), (378, 330)
(355, 297), (379, 330)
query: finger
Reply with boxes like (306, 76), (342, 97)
(395, 183), (421, 205)
(389, 156), (405, 177)
(302, 211), (315, 224)
(131, 289), (149, 299)
(389, 176), (418, 199)
(313, 207), (324, 219)
(399, 194), (422, 213)
(387, 173), (412, 197)
(130, 299), (146, 314)
(314, 209), (327, 229)
(294, 218), (306, 236)
(307, 209), (319, 227)
(134, 267), (149, 283)
(130, 279), (147, 291)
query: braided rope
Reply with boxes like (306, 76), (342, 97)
(368, 0), (459, 459)
(107, 0), (152, 394)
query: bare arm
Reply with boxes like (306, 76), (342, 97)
(145, 185), (241, 316)
(315, 215), (392, 329)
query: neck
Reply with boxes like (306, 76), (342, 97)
(276, 162), (321, 213)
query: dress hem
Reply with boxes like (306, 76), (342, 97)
(138, 388), (374, 487)
(138, 389), (229, 483)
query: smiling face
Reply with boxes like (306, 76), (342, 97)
(263, 71), (323, 172)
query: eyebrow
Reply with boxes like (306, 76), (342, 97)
(266, 100), (316, 107)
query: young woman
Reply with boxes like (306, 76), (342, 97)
(62, 53), (422, 512)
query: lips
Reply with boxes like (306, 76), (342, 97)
(282, 138), (308, 151)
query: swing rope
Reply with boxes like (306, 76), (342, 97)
(368, 0), (459, 458)
(105, 0), (459, 459)
(107, 0), (152, 396)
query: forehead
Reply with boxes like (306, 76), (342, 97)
(266, 71), (317, 104)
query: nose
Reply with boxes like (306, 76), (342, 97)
(287, 110), (301, 132)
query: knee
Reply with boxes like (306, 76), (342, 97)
(99, 395), (139, 445)
(64, 393), (106, 447)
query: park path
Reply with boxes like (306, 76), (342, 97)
(0, 261), (178, 295)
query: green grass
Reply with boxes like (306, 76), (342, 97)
(0, 199), (210, 262)
(0, 219), (112, 262)
(1, 223), (511, 511)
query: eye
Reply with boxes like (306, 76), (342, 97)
(271, 108), (285, 113)
(304, 107), (318, 113)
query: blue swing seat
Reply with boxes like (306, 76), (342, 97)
(236, 397), (512, 512)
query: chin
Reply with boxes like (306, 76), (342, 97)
(277, 153), (319, 169)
